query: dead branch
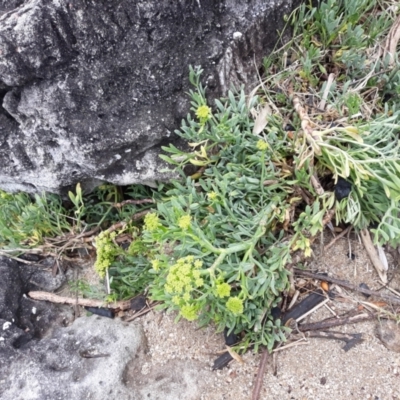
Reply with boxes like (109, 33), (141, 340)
(252, 348), (270, 400)
(294, 269), (400, 306)
(360, 228), (387, 284)
(298, 311), (373, 332)
(113, 199), (154, 208)
(29, 291), (132, 310)
(124, 301), (161, 322)
(105, 209), (150, 235)
(292, 95), (322, 154)
(0, 251), (39, 264)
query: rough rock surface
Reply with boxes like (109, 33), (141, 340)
(0, 0), (299, 194)
(0, 256), (72, 367)
(1, 316), (144, 400)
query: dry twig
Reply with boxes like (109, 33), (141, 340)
(298, 311), (373, 332)
(252, 348), (270, 400)
(112, 198), (154, 208)
(29, 291), (132, 310)
(294, 269), (400, 306)
(125, 302), (161, 322)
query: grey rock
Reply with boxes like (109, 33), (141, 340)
(0, 0), (299, 194)
(1, 316), (145, 400)
(0, 256), (72, 369)
(0, 256), (66, 324)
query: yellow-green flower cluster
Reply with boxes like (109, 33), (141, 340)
(178, 214), (191, 230)
(215, 282), (231, 298)
(164, 256), (204, 320)
(94, 231), (118, 278)
(180, 303), (199, 321)
(196, 104), (211, 123)
(151, 259), (161, 271)
(207, 191), (218, 201)
(144, 212), (160, 232)
(165, 256), (203, 294)
(256, 139), (269, 151)
(226, 297), (244, 315)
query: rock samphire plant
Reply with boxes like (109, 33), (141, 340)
(104, 0), (400, 352)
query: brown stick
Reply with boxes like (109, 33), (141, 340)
(294, 269), (400, 306)
(28, 291), (132, 310)
(113, 199), (154, 208)
(252, 348), (270, 400)
(298, 311), (373, 332)
(124, 302), (161, 322)
(105, 209), (151, 234)
(324, 225), (352, 250)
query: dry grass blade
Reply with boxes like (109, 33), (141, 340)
(226, 346), (244, 365)
(383, 14), (400, 66)
(360, 229), (388, 284)
(318, 73), (336, 110)
(252, 103), (272, 134)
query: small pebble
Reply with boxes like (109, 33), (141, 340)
(359, 283), (371, 298)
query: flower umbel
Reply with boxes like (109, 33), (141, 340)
(216, 282), (231, 298)
(226, 297), (244, 315)
(196, 105), (211, 123)
(144, 212), (160, 232)
(256, 139), (269, 151)
(178, 215), (192, 230)
(94, 231), (118, 278)
(151, 259), (161, 271)
(180, 303), (199, 321)
(207, 191), (218, 201)
(163, 256), (205, 322)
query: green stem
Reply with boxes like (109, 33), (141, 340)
(206, 210), (272, 277)
(188, 231), (222, 254)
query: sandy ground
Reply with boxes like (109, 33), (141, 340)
(137, 235), (400, 400)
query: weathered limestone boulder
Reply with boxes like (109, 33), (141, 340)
(0, 0), (299, 193)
